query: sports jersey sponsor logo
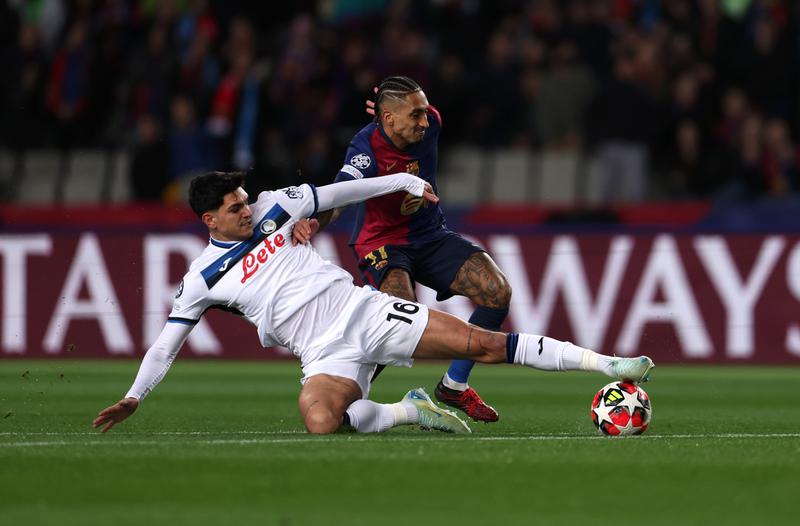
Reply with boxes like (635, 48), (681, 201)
(260, 219), (277, 235)
(283, 187), (303, 199)
(201, 203), (291, 289)
(405, 160), (419, 175)
(351, 153), (371, 169)
(241, 234), (287, 284)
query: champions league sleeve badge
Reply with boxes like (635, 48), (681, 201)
(350, 153), (372, 169)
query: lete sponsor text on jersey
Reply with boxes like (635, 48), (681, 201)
(241, 234), (287, 284)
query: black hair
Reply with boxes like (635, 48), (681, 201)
(375, 76), (422, 121)
(188, 171), (246, 218)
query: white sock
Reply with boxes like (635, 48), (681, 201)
(442, 372), (469, 391)
(513, 333), (613, 374)
(345, 400), (418, 433)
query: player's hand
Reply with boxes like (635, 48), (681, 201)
(291, 218), (319, 246)
(92, 397), (139, 433)
(421, 182), (438, 207)
(366, 86), (378, 116)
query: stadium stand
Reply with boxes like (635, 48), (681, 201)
(1, 1), (799, 210)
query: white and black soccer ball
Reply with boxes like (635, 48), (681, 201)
(590, 381), (652, 436)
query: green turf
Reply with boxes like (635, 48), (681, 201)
(1, 360), (798, 525)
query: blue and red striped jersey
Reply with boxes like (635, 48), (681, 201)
(334, 106), (449, 259)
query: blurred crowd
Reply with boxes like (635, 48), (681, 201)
(2, 0), (800, 202)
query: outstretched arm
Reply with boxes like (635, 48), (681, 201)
(92, 322), (193, 432)
(293, 173), (436, 246)
(315, 172), (437, 212)
(292, 208), (340, 246)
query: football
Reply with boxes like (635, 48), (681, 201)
(590, 381), (652, 436)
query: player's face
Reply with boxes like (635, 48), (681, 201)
(387, 91), (429, 148)
(206, 187), (254, 241)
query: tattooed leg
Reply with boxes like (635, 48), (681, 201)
(449, 252), (512, 309)
(439, 252), (512, 398)
(378, 268), (417, 302)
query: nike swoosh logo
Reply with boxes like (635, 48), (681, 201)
(538, 336), (543, 355)
(387, 161), (397, 171)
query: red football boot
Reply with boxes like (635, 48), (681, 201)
(434, 380), (499, 422)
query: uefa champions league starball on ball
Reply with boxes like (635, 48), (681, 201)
(590, 381), (652, 436)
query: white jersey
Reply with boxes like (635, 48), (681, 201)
(171, 184), (353, 350)
(123, 172), (430, 400)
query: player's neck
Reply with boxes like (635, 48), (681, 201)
(380, 123), (410, 150)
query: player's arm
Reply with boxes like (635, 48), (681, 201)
(292, 173), (436, 245)
(92, 321), (194, 432)
(291, 207), (341, 246)
(316, 172), (437, 211)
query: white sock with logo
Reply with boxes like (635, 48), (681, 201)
(442, 372), (469, 391)
(345, 400), (418, 433)
(513, 334), (613, 374)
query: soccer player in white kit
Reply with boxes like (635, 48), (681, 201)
(94, 171), (655, 435)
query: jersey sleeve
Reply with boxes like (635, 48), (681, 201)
(125, 321), (193, 400)
(336, 143), (377, 182)
(168, 274), (211, 324)
(270, 183), (319, 220)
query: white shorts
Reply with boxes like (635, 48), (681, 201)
(298, 283), (429, 398)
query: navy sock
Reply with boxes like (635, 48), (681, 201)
(446, 305), (509, 383)
(505, 333), (519, 363)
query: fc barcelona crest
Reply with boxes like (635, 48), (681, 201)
(405, 160), (420, 175)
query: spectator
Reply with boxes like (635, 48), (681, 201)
(46, 20), (91, 149)
(3, 24), (46, 153)
(535, 41), (595, 149)
(585, 49), (659, 202)
(166, 95), (220, 202)
(129, 113), (169, 201)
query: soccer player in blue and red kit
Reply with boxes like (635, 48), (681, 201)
(293, 76), (510, 422)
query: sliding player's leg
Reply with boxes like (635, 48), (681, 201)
(298, 363), (469, 435)
(414, 309), (654, 383)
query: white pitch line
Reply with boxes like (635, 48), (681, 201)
(0, 433), (798, 448)
(0, 430), (306, 437)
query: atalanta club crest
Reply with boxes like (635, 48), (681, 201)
(260, 219), (277, 235)
(350, 153), (371, 169)
(283, 187), (303, 199)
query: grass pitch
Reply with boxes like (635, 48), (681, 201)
(1, 360), (798, 525)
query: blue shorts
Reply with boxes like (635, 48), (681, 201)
(356, 232), (485, 302)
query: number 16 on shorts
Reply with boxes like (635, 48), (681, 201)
(386, 302), (421, 325)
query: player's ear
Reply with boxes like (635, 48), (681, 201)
(202, 211), (217, 231)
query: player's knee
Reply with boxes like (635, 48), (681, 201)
(304, 409), (341, 435)
(477, 272), (511, 309)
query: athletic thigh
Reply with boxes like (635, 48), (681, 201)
(448, 251), (511, 308)
(349, 287), (429, 367)
(411, 233), (485, 302)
